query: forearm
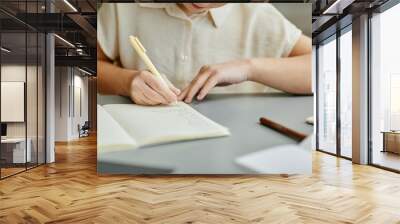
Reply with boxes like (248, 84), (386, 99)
(247, 54), (312, 94)
(97, 60), (137, 97)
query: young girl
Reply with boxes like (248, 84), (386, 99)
(98, 3), (312, 105)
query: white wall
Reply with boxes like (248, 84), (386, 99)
(54, 67), (89, 141)
(55, 66), (70, 141)
(1, 82), (25, 122)
(75, 74), (89, 121)
(1, 65), (26, 140)
(1, 64), (46, 164)
(1, 65), (36, 138)
(71, 74), (89, 138)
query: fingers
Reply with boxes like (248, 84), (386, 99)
(130, 71), (181, 106)
(130, 77), (167, 106)
(184, 69), (214, 103)
(138, 92), (157, 105)
(169, 84), (181, 96)
(143, 72), (177, 103)
(197, 76), (218, 100)
(178, 87), (189, 101)
(141, 84), (168, 105)
(132, 91), (151, 105)
(162, 74), (181, 96)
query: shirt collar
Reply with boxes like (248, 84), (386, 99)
(209, 4), (231, 28)
(138, 3), (231, 28)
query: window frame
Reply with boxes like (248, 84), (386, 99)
(315, 24), (353, 161)
(0, 0), (48, 180)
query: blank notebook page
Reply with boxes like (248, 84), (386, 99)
(101, 102), (230, 147)
(97, 105), (138, 153)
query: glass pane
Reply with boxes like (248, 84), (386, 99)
(0, 0), (46, 178)
(38, 33), (45, 165)
(26, 0), (40, 169)
(1, 31), (27, 177)
(371, 4), (400, 171)
(318, 37), (337, 154)
(340, 29), (352, 158)
(27, 31), (38, 169)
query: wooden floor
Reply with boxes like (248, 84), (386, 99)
(1, 167), (26, 178)
(1, 135), (400, 224)
(1, 163), (45, 178)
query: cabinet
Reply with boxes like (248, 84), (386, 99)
(382, 131), (400, 154)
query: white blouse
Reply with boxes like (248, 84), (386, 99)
(98, 3), (302, 93)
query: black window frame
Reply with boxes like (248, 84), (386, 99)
(315, 22), (353, 161)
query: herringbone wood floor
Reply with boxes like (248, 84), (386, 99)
(1, 135), (400, 224)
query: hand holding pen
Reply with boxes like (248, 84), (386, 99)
(128, 36), (180, 105)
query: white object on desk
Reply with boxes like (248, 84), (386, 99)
(235, 135), (313, 174)
(1, 138), (31, 163)
(305, 116), (314, 125)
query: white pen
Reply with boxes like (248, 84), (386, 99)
(129, 36), (167, 85)
(129, 35), (177, 104)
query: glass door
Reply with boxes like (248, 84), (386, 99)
(317, 35), (337, 155)
(1, 30), (28, 178)
(339, 27), (352, 158)
(370, 3), (400, 171)
(0, 1), (46, 179)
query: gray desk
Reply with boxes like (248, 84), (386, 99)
(98, 93), (313, 174)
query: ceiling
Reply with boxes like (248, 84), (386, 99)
(311, 0), (392, 43)
(1, 0), (396, 73)
(0, 0), (96, 74)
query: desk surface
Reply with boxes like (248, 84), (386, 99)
(98, 93), (313, 174)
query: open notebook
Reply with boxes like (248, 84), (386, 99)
(98, 102), (230, 153)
